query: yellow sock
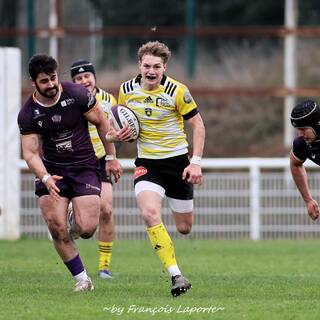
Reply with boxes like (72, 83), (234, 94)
(98, 241), (113, 270)
(146, 222), (177, 269)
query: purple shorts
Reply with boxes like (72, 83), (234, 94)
(35, 163), (101, 198)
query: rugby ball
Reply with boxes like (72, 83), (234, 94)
(110, 104), (140, 141)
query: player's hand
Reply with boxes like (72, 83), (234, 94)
(182, 164), (203, 185)
(118, 125), (133, 142)
(105, 120), (133, 142)
(306, 199), (319, 220)
(106, 159), (122, 183)
(44, 175), (62, 201)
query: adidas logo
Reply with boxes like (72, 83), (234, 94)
(143, 96), (154, 103)
(78, 67), (85, 72)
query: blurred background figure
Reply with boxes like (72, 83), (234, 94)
(70, 59), (117, 279)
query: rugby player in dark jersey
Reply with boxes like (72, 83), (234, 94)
(290, 100), (320, 221)
(17, 54), (131, 292)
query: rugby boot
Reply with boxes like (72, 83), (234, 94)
(74, 276), (94, 292)
(171, 274), (192, 297)
(98, 269), (113, 279)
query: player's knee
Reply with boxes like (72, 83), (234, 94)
(141, 207), (159, 224)
(80, 229), (96, 239)
(80, 232), (94, 239)
(48, 224), (69, 241)
(100, 205), (112, 223)
(177, 223), (192, 235)
(78, 225), (97, 239)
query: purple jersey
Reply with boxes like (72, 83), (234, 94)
(18, 81), (97, 167)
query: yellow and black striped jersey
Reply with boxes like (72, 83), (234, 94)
(118, 74), (198, 159)
(89, 87), (117, 159)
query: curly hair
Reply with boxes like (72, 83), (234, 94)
(137, 41), (171, 63)
(28, 53), (57, 80)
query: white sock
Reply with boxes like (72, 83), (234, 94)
(74, 270), (88, 282)
(167, 265), (181, 277)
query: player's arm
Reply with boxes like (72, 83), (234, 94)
(21, 134), (61, 200)
(85, 102), (125, 181)
(187, 113), (205, 162)
(290, 151), (319, 220)
(104, 89), (133, 142)
(176, 85), (205, 184)
(183, 113), (205, 185)
(85, 102), (117, 157)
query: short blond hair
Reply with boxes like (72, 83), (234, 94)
(138, 41), (171, 64)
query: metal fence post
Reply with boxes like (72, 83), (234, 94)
(250, 160), (261, 240)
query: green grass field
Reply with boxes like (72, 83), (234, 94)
(1, 239), (320, 320)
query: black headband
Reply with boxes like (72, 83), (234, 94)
(70, 61), (95, 78)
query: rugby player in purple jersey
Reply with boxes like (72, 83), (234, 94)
(17, 53), (131, 292)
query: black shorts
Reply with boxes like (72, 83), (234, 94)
(98, 157), (112, 184)
(35, 162), (101, 198)
(134, 153), (193, 200)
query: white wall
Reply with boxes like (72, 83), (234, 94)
(0, 47), (21, 239)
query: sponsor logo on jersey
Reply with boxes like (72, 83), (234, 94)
(156, 97), (172, 108)
(143, 96), (154, 103)
(134, 166), (148, 179)
(51, 114), (62, 123)
(51, 130), (73, 142)
(56, 140), (73, 153)
(33, 109), (45, 119)
(183, 91), (193, 104)
(61, 98), (75, 107)
(145, 107), (152, 117)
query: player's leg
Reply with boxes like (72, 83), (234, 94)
(39, 195), (75, 260)
(135, 180), (184, 296)
(170, 199), (194, 235)
(136, 188), (180, 271)
(71, 195), (100, 239)
(134, 157), (192, 296)
(164, 155), (194, 296)
(69, 195), (100, 291)
(39, 195), (93, 292)
(98, 181), (114, 279)
(67, 200), (80, 240)
(168, 201), (194, 296)
(165, 155), (194, 235)
(172, 212), (193, 234)
(68, 164), (102, 239)
(69, 165), (102, 290)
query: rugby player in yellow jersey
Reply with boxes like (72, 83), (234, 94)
(108, 41), (205, 296)
(70, 60), (118, 279)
